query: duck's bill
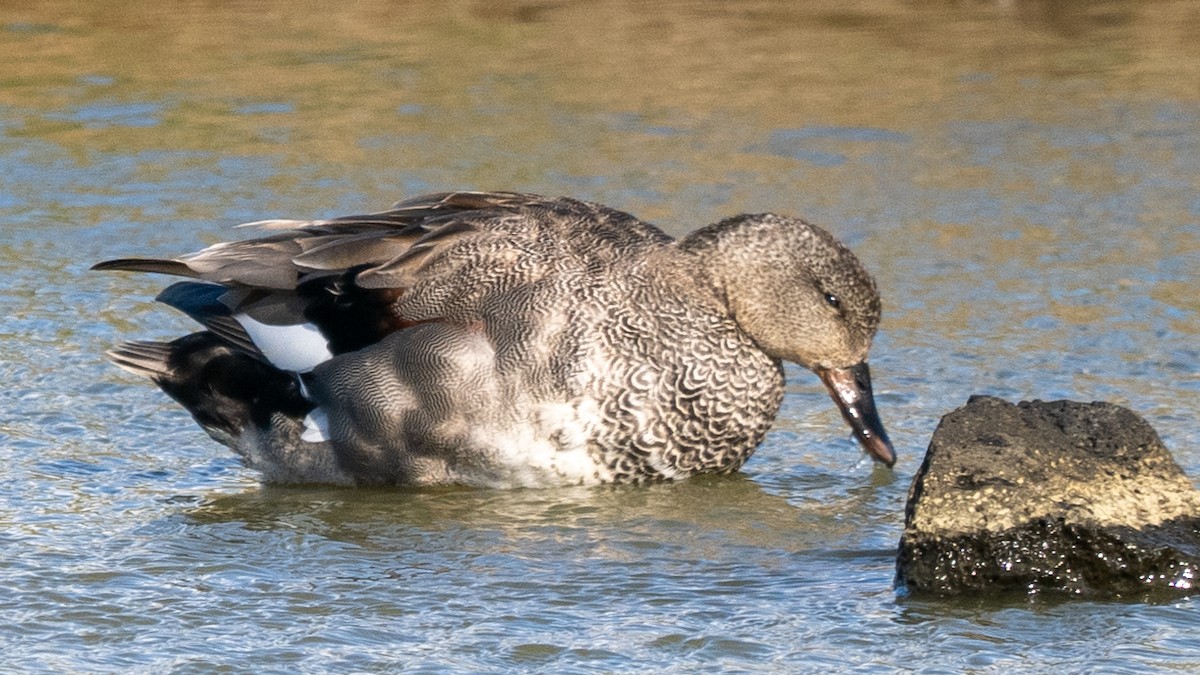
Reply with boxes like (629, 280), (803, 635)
(817, 362), (896, 467)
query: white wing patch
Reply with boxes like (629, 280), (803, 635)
(234, 313), (333, 373)
(301, 407), (331, 443)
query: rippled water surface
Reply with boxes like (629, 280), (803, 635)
(3, 0), (1199, 671)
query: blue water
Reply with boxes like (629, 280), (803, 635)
(2, 1), (1198, 671)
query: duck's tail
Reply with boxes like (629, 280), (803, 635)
(108, 333), (314, 448)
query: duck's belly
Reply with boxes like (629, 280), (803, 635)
(447, 373), (784, 488)
(447, 399), (615, 488)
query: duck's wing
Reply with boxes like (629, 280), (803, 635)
(93, 191), (669, 371)
(92, 191), (538, 287)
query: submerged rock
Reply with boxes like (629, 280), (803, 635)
(896, 395), (1200, 596)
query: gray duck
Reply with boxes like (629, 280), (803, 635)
(94, 191), (894, 487)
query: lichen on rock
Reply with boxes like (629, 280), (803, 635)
(896, 395), (1200, 596)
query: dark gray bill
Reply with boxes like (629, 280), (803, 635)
(817, 362), (896, 467)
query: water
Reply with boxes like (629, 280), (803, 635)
(2, 0), (1199, 671)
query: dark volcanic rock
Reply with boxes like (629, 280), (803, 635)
(897, 395), (1200, 596)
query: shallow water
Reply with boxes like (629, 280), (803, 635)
(2, 0), (1199, 671)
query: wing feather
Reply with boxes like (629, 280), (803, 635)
(93, 191), (663, 362)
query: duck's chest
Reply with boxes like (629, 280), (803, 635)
(579, 312), (786, 481)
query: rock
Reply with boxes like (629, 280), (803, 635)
(896, 395), (1200, 596)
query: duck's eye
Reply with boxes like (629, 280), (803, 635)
(823, 292), (841, 310)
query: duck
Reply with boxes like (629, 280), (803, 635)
(93, 191), (895, 487)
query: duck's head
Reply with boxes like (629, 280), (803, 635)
(683, 213), (896, 467)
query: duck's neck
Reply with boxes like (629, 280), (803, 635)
(673, 215), (770, 316)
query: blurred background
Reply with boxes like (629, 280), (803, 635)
(2, 1), (1198, 671)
